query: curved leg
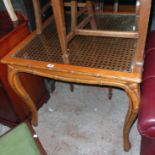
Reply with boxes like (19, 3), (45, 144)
(8, 66), (38, 126)
(123, 83), (140, 151)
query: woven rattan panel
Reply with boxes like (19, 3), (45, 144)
(14, 14), (137, 72)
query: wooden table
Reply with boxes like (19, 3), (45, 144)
(1, 0), (151, 152)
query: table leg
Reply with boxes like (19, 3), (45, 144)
(8, 66), (38, 126)
(123, 83), (140, 151)
(51, 0), (69, 64)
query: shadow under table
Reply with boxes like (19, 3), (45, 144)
(2, 15), (141, 152)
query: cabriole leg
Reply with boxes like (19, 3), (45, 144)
(123, 83), (140, 151)
(8, 66), (38, 126)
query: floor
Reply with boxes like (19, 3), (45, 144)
(0, 82), (140, 155)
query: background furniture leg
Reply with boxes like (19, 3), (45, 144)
(108, 87), (113, 100)
(3, 0), (18, 27)
(86, 0), (97, 29)
(51, 0), (69, 64)
(71, 0), (78, 32)
(70, 83), (74, 92)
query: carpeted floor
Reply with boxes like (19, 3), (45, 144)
(0, 82), (140, 155)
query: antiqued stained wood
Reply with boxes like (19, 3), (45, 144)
(1, 0), (151, 152)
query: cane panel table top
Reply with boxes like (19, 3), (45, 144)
(3, 14), (141, 83)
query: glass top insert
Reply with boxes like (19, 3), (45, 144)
(13, 14), (137, 72)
